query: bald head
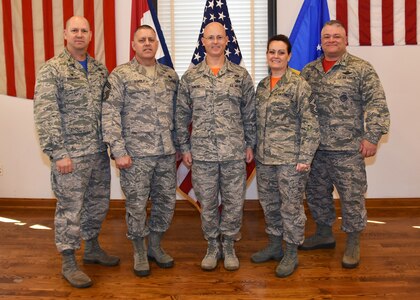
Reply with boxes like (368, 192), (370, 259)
(64, 16), (92, 57)
(203, 22), (225, 36)
(201, 22), (228, 60)
(65, 16), (90, 31)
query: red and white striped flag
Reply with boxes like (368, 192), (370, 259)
(328, 0), (419, 46)
(0, 0), (116, 100)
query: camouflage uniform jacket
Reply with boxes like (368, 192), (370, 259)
(102, 58), (179, 158)
(256, 68), (320, 165)
(176, 59), (256, 162)
(34, 49), (108, 161)
(301, 52), (390, 151)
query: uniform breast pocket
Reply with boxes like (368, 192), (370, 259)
(228, 86), (241, 101)
(165, 80), (177, 94)
(225, 86), (242, 116)
(62, 80), (88, 110)
(64, 115), (93, 135)
(165, 86), (177, 102)
(333, 81), (357, 103)
(270, 98), (292, 125)
(126, 85), (149, 96)
(191, 89), (207, 114)
(63, 76), (84, 90)
(191, 88), (206, 99)
(158, 105), (175, 129)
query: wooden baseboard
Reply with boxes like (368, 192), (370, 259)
(1, 197), (419, 212)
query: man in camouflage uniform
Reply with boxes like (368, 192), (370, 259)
(299, 20), (390, 269)
(102, 25), (178, 277)
(176, 22), (256, 271)
(252, 35), (320, 278)
(34, 16), (119, 289)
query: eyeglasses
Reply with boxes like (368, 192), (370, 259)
(202, 35), (226, 42)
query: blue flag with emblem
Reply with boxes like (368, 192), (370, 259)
(289, 0), (330, 72)
(191, 0), (243, 66)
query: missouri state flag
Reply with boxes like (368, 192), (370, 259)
(130, 0), (173, 68)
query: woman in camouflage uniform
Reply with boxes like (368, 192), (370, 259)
(252, 35), (320, 278)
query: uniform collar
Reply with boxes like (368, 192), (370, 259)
(315, 51), (349, 72)
(61, 48), (98, 72)
(196, 58), (234, 77)
(130, 57), (171, 80)
(263, 67), (293, 90)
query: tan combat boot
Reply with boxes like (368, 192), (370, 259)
(147, 231), (174, 268)
(201, 238), (221, 271)
(275, 243), (298, 278)
(251, 234), (283, 263)
(222, 237), (239, 271)
(62, 249), (92, 288)
(83, 237), (120, 266)
(342, 232), (360, 268)
(132, 238), (150, 277)
(299, 224), (336, 250)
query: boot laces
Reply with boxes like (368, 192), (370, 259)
(206, 241), (220, 258)
(63, 255), (79, 272)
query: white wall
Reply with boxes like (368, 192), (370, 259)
(0, 1), (419, 199)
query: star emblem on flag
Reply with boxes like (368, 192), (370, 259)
(191, 0), (242, 66)
(194, 53), (202, 62)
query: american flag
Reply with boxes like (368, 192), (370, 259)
(130, 0), (173, 68)
(191, 0), (243, 66)
(0, 0), (116, 100)
(176, 0), (256, 211)
(328, 0), (419, 46)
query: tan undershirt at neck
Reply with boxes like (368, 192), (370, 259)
(143, 65), (156, 79)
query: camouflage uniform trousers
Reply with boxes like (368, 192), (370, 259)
(256, 161), (308, 245)
(306, 150), (368, 233)
(52, 151), (111, 252)
(120, 154), (176, 240)
(192, 160), (246, 240)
